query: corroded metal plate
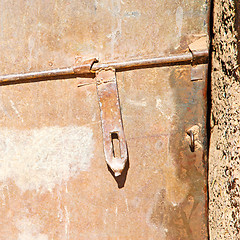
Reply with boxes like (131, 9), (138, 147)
(0, 1), (209, 239)
(96, 69), (128, 177)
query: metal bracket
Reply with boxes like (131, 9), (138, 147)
(191, 64), (208, 81)
(189, 36), (208, 81)
(95, 68), (128, 176)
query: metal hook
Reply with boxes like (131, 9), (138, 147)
(187, 130), (195, 152)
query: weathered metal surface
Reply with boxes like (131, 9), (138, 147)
(96, 69), (127, 176)
(0, 50), (208, 84)
(0, 0), (209, 239)
(191, 64), (208, 81)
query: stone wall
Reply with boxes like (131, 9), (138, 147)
(209, 0), (240, 238)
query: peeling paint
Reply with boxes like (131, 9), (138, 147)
(9, 100), (24, 122)
(64, 206), (70, 240)
(0, 183), (9, 206)
(155, 90), (175, 121)
(124, 11), (140, 18)
(0, 125), (94, 193)
(16, 216), (48, 240)
(165, 156), (190, 205)
(146, 191), (167, 238)
(127, 98), (147, 107)
(176, 6), (183, 38)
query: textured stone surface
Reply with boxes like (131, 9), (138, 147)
(209, 0), (240, 238)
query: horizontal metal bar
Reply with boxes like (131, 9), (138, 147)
(92, 50), (208, 71)
(0, 50), (208, 84)
(0, 67), (75, 83)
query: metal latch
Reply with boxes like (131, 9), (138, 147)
(0, 48), (209, 177)
(95, 68), (128, 176)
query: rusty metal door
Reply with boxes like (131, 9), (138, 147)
(0, 1), (209, 239)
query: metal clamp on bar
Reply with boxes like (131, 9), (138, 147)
(191, 49), (209, 66)
(188, 37), (209, 81)
(73, 57), (98, 74)
(189, 36), (209, 65)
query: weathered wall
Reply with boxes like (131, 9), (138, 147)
(0, 1), (209, 239)
(209, 0), (240, 238)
